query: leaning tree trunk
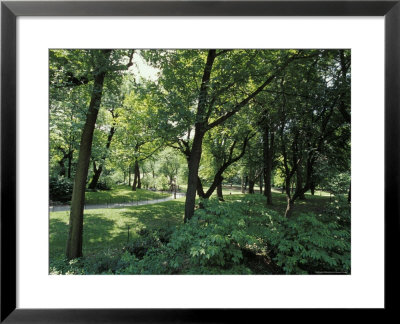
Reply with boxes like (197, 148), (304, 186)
(196, 176), (205, 198)
(284, 198), (295, 218)
(66, 50), (111, 260)
(184, 130), (204, 222)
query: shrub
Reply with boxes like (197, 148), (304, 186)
(123, 230), (162, 258)
(49, 176), (73, 203)
(95, 180), (111, 191)
(265, 209), (350, 274)
(49, 195), (350, 275)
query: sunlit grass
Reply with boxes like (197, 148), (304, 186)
(84, 185), (170, 205)
(50, 190), (333, 261)
(49, 197), (185, 259)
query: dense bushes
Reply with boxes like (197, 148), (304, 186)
(50, 195), (350, 275)
(50, 176), (112, 203)
(49, 176), (73, 203)
(94, 180), (111, 191)
(266, 211), (350, 274)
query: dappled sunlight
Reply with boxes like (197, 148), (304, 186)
(49, 49), (350, 274)
(50, 198), (185, 259)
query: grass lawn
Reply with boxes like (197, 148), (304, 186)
(49, 190), (335, 261)
(50, 197), (185, 259)
(84, 185), (170, 205)
(223, 191), (333, 216)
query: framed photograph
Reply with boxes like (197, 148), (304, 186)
(1, 0), (398, 321)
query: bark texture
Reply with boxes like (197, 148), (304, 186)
(66, 49), (111, 260)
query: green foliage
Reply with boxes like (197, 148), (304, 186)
(49, 176), (73, 202)
(265, 204), (350, 274)
(49, 49), (351, 273)
(93, 180), (111, 191)
(50, 194), (350, 275)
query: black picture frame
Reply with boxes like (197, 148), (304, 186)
(1, 0), (398, 322)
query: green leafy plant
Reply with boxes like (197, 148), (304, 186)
(265, 210), (350, 274)
(49, 176), (74, 203)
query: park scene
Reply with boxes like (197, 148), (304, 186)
(49, 49), (351, 275)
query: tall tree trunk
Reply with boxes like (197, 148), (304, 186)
(284, 176), (294, 218)
(184, 130), (205, 222)
(241, 175), (245, 193)
(310, 180), (315, 195)
(66, 50), (111, 260)
(132, 173), (137, 191)
(217, 182), (224, 201)
(132, 160), (138, 191)
(184, 50), (216, 222)
(248, 179), (255, 194)
(136, 162), (141, 189)
(128, 168), (131, 186)
(296, 162), (306, 200)
(263, 125), (273, 204)
(244, 176), (248, 193)
(182, 49), (291, 221)
(67, 151), (73, 178)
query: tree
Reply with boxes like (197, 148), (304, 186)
(271, 50), (350, 217)
(197, 119), (252, 201)
(63, 49), (134, 259)
(143, 49), (310, 221)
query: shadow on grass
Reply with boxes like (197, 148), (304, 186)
(120, 199), (185, 230)
(50, 213), (119, 258)
(50, 199), (185, 260)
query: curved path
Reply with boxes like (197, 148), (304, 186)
(49, 192), (186, 212)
